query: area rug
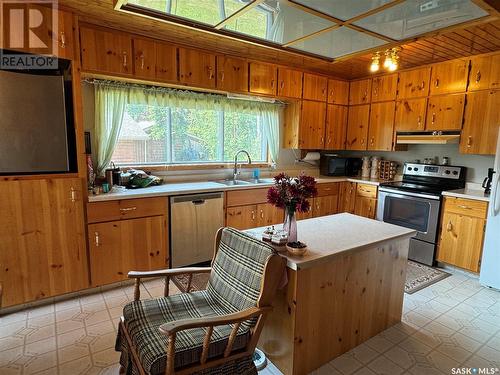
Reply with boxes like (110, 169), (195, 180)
(405, 260), (451, 294)
(172, 273), (210, 293)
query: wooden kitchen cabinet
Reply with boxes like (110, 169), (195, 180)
(437, 197), (487, 273)
(327, 79), (349, 105)
(371, 74), (397, 102)
(56, 9), (75, 60)
(277, 67), (303, 99)
(469, 54), (500, 91)
(397, 67), (431, 99)
(257, 203), (284, 226)
(217, 56), (248, 93)
(338, 182), (357, 214)
(178, 48), (216, 89)
(303, 73), (328, 101)
(426, 94), (465, 131)
(394, 98), (427, 132)
(429, 60), (468, 95)
(132, 37), (156, 80)
(346, 104), (370, 150)
(155, 42), (177, 82)
(354, 183), (377, 219)
(0, 178), (89, 307)
(349, 78), (372, 105)
(89, 216), (167, 286)
(460, 90), (500, 155)
(80, 25), (132, 75)
(249, 62), (277, 95)
(325, 104), (348, 150)
(226, 205), (257, 230)
(312, 195), (339, 217)
(299, 100), (327, 149)
(368, 101), (395, 151)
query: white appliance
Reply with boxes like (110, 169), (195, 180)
(480, 131), (500, 290)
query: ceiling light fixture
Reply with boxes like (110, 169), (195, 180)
(370, 52), (380, 72)
(371, 47), (401, 73)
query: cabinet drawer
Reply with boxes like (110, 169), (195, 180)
(356, 184), (377, 198)
(443, 197), (488, 219)
(87, 197), (167, 223)
(316, 183), (339, 197)
(226, 188), (268, 207)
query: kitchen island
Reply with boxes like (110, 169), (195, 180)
(249, 213), (415, 375)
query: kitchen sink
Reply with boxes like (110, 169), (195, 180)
(216, 178), (274, 186)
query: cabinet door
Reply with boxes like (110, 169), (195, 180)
(338, 182), (356, 214)
(80, 26), (132, 75)
(56, 9), (74, 60)
(299, 100), (326, 149)
(327, 79), (349, 105)
(133, 37), (156, 79)
(354, 196), (377, 219)
(394, 98), (427, 132)
(156, 42), (177, 82)
(368, 101), (395, 151)
(371, 74), (397, 102)
(303, 73), (328, 101)
(89, 216), (167, 286)
(249, 62), (277, 95)
(346, 104), (370, 150)
(349, 78), (372, 105)
(325, 104), (348, 150)
(179, 48), (216, 89)
(460, 90), (500, 155)
(217, 56), (248, 93)
(296, 206), (313, 220)
(438, 212), (485, 273)
(257, 204), (284, 226)
(226, 205), (258, 230)
(469, 54), (500, 91)
(277, 68), (303, 99)
(312, 195), (339, 217)
(397, 67), (431, 99)
(426, 94), (465, 131)
(430, 60), (468, 95)
(489, 54), (500, 89)
(0, 178), (88, 307)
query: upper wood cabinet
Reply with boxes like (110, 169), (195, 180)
(469, 54), (500, 91)
(325, 104), (348, 150)
(80, 26), (132, 75)
(178, 48), (216, 89)
(216, 56), (248, 93)
(460, 90), (500, 155)
(56, 9), (75, 60)
(132, 37), (156, 80)
(368, 101), (395, 151)
(394, 98), (427, 132)
(397, 67), (431, 99)
(303, 73), (328, 101)
(327, 79), (349, 105)
(371, 74), (397, 102)
(299, 100), (327, 149)
(349, 78), (372, 105)
(346, 104), (370, 150)
(429, 60), (468, 95)
(0, 178), (89, 307)
(277, 67), (303, 99)
(426, 94), (465, 131)
(249, 62), (277, 95)
(155, 42), (177, 82)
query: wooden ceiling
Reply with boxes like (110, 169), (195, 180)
(61, 0), (500, 80)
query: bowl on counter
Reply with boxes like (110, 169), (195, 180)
(286, 241), (308, 256)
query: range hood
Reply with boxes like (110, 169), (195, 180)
(396, 131), (461, 145)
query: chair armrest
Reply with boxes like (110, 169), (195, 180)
(128, 267), (212, 279)
(158, 306), (271, 336)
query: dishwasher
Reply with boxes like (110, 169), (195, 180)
(170, 192), (224, 267)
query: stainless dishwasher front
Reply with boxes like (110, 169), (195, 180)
(170, 192), (224, 267)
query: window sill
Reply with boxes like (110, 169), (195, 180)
(116, 163), (272, 172)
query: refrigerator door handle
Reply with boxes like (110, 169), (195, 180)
(492, 175), (500, 216)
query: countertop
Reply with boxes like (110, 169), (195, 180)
(246, 213), (416, 270)
(442, 188), (490, 202)
(88, 176), (385, 202)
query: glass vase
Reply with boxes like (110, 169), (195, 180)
(283, 206), (297, 243)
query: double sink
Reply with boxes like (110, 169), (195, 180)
(216, 178), (275, 186)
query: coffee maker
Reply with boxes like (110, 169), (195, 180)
(482, 168), (495, 195)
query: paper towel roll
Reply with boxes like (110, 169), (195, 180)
(303, 152), (321, 161)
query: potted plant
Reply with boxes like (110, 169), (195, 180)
(267, 173), (317, 242)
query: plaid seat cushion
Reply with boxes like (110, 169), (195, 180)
(118, 290), (250, 374)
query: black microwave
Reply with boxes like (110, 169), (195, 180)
(320, 155), (362, 177)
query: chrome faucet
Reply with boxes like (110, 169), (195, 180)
(233, 150), (252, 181)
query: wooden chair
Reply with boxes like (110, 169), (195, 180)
(116, 227), (284, 375)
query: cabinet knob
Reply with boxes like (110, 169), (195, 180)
(70, 187), (76, 202)
(467, 136), (472, 148)
(475, 71), (481, 83)
(208, 66), (214, 79)
(260, 210), (264, 219)
(417, 115), (422, 126)
(361, 138), (365, 145)
(446, 221), (452, 231)
(280, 81), (284, 89)
(431, 113), (436, 124)
(95, 232), (100, 247)
(370, 137), (375, 146)
(251, 210), (255, 220)
(270, 79), (275, 89)
(435, 78), (439, 88)
(122, 52), (128, 68)
(120, 207), (137, 212)
(220, 71), (225, 82)
(420, 80), (425, 90)
(140, 53), (145, 70)
(59, 32), (66, 48)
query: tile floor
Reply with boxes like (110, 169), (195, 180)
(1, 270), (499, 375)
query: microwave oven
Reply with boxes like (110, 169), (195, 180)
(320, 155), (362, 177)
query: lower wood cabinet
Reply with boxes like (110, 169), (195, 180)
(226, 203), (283, 230)
(354, 196), (377, 219)
(437, 197), (487, 273)
(0, 178), (89, 307)
(338, 182), (356, 213)
(312, 195), (338, 217)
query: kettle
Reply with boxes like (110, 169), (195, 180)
(482, 168), (495, 195)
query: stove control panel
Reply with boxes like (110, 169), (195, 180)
(404, 163), (462, 179)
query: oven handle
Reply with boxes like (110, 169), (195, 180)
(378, 188), (441, 201)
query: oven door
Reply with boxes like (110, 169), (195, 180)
(376, 189), (441, 243)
